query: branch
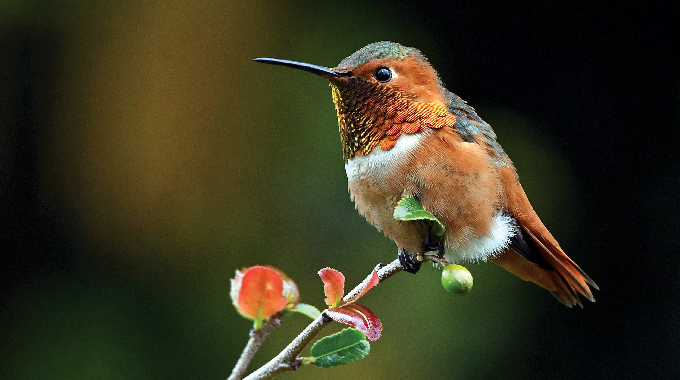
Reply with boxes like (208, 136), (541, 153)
(228, 313), (283, 380)
(242, 258), (404, 380)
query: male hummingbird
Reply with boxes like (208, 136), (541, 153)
(255, 41), (597, 307)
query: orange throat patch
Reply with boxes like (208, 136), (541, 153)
(330, 78), (457, 162)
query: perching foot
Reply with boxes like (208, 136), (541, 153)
(398, 247), (422, 274)
(422, 237), (445, 258)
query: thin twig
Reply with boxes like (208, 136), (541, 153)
(242, 258), (404, 380)
(228, 313), (283, 380)
(343, 259), (403, 302)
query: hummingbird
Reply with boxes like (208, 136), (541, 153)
(254, 41), (597, 307)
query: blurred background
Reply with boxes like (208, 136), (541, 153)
(1, 1), (678, 379)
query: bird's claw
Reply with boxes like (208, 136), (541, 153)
(422, 237), (445, 257)
(398, 248), (422, 274)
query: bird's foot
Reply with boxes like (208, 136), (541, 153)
(422, 237), (445, 258)
(421, 253), (449, 267)
(398, 248), (422, 274)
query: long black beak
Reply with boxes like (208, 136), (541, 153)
(253, 57), (351, 79)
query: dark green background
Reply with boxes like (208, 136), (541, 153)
(2, 1), (678, 379)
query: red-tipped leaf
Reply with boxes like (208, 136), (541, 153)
(326, 304), (382, 341)
(345, 269), (379, 305)
(318, 267), (345, 307)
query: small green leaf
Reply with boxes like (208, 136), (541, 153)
(289, 303), (321, 320)
(393, 196), (445, 237)
(310, 328), (370, 368)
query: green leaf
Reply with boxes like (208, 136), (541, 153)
(393, 196), (445, 237)
(310, 328), (370, 368)
(289, 303), (321, 320)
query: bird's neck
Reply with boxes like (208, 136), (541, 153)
(330, 78), (457, 163)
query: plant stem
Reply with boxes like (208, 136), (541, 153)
(241, 258), (404, 380)
(228, 313), (283, 380)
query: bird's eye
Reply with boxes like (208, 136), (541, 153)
(373, 67), (392, 83)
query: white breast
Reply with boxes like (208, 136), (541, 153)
(344, 132), (426, 181)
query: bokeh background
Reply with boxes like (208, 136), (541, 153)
(1, 1), (678, 379)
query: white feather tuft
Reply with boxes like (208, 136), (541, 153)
(444, 212), (517, 263)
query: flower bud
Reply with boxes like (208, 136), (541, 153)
(441, 264), (473, 295)
(230, 266), (300, 328)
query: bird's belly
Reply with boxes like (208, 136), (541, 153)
(345, 133), (426, 252)
(344, 130), (516, 263)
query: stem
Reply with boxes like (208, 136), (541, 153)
(242, 258), (403, 380)
(228, 313), (283, 380)
(244, 313), (330, 380)
(343, 260), (403, 302)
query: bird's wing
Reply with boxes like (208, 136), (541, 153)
(495, 166), (598, 307)
(444, 90), (510, 167)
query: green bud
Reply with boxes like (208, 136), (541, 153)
(441, 264), (473, 295)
